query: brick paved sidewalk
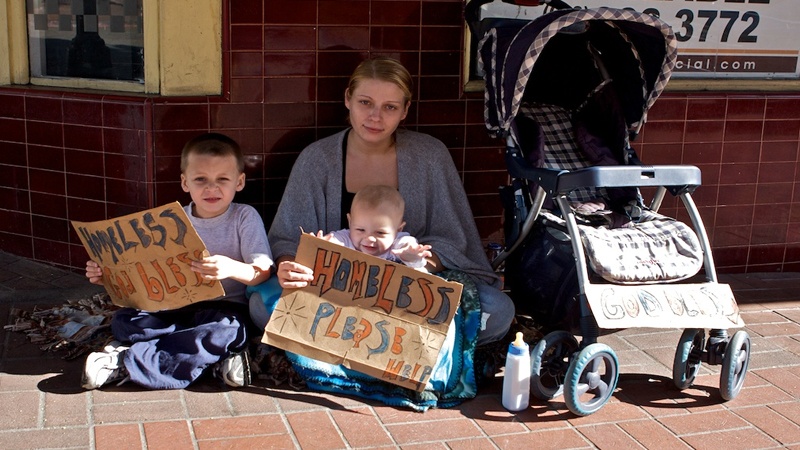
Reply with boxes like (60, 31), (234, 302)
(1, 251), (799, 449)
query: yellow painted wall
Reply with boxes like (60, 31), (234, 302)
(0, 1), (7, 85)
(157, 0), (222, 96)
(0, 0), (28, 85)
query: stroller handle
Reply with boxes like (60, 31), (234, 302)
(541, 0), (572, 10)
(506, 150), (701, 197)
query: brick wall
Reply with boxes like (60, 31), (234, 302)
(0, 0), (798, 273)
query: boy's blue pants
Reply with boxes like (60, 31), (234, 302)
(111, 300), (251, 389)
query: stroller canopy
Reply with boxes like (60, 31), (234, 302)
(478, 7), (677, 140)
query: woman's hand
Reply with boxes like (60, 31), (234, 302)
(277, 259), (315, 289)
(85, 260), (104, 286)
(423, 251), (443, 273)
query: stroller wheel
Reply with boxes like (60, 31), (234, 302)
(530, 331), (578, 400)
(673, 328), (705, 390)
(720, 330), (751, 401)
(564, 343), (619, 417)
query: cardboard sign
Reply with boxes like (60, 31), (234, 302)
(585, 282), (744, 330)
(71, 202), (225, 311)
(263, 234), (463, 392)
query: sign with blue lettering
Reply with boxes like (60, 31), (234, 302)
(263, 234), (463, 392)
(71, 202), (225, 311)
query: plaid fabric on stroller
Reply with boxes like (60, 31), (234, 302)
(469, 2), (751, 416)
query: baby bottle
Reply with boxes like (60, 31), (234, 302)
(502, 331), (531, 412)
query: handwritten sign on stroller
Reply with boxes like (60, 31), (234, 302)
(585, 283), (744, 330)
(263, 234), (462, 392)
(71, 202), (225, 311)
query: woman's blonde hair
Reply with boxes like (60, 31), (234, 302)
(346, 56), (413, 104)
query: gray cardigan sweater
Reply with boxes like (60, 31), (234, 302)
(268, 128), (499, 286)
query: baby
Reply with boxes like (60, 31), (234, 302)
(321, 185), (431, 271)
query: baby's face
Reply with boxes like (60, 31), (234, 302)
(347, 203), (403, 257)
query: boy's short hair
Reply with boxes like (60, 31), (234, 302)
(352, 185), (405, 214)
(181, 133), (244, 173)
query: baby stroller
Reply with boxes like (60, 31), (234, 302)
(468, 1), (751, 416)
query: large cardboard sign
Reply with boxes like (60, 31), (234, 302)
(585, 282), (744, 330)
(263, 234), (463, 392)
(71, 202), (225, 311)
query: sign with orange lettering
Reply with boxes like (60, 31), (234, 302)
(71, 202), (225, 311)
(263, 234), (462, 392)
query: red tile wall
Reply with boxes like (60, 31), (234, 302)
(635, 94), (800, 273)
(1, 0), (799, 275)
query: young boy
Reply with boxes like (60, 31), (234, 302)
(322, 184), (431, 270)
(82, 133), (273, 390)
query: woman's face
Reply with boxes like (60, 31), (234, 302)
(345, 78), (409, 147)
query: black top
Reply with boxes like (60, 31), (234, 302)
(341, 130), (355, 229)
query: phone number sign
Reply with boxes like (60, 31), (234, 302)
(480, 0), (799, 79)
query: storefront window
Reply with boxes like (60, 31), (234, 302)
(27, 0), (144, 83)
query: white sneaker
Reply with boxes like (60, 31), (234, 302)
(82, 347), (129, 390)
(102, 340), (130, 353)
(213, 350), (251, 388)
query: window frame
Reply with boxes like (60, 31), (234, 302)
(1, 0), (222, 96)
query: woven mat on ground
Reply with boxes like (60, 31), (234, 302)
(5, 281), (540, 405)
(3, 293), (306, 389)
(4, 293), (119, 360)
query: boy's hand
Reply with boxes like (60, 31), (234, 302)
(393, 242), (432, 265)
(191, 255), (240, 281)
(85, 260), (104, 286)
(190, 255), (271, 285)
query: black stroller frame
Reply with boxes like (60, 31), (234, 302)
(469, 1), (751, 416)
